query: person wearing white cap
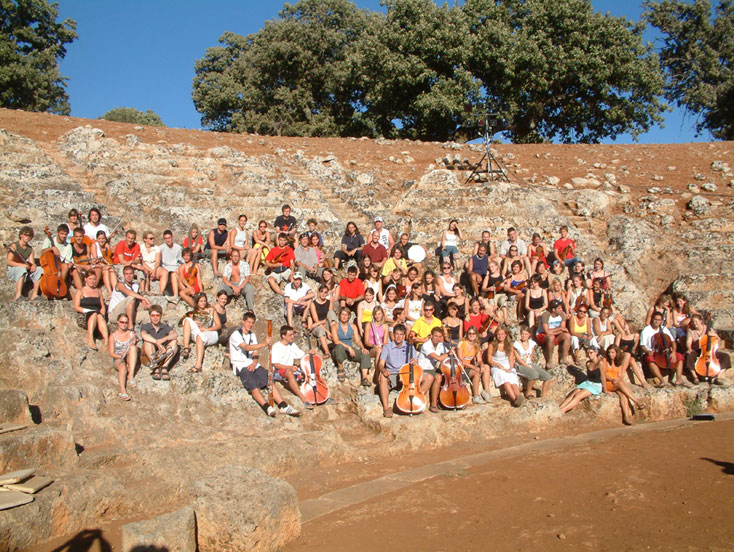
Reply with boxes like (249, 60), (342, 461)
(283, 271), (314, 327)
(368, 216), (394, 251)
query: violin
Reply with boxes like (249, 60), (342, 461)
(395, 340), (426, 415)
(652, 309), (673, 370)
(574, 290), (588, 312)
(5, 243), (31, 269)
(533, 245), (549, 268)
(602, 291), (613, 309)
(695, 313), (721, 379)
(479, 312), (498, 335)
(439, 349), (470, 410)
(559, 243), (573, 262)
(300, 334), (330, 405)
(39, 226), (68, 299)
(510, 279), (527, 291)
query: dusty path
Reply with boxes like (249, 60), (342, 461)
(285, 416), (734, 552)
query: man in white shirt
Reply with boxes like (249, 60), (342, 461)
(283, 272), (314, 327)
(417, 327), (449, 413)
(159, 229), (183, 300)
(640, 311), (686, 386)
(368, 216), (394, 251)
(108, 265), (152, 325)
(271, 324), (319, 410)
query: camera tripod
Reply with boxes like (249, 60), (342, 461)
(463, 117), (510, 184)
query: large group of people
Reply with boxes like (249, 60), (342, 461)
(6, 205), (730, 421)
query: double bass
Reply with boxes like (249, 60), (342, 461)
(300, 334), (330, 405)
(439, 349), (471, 410)
(39, 226), (68, 299)
(695, 313), (721, 380)
(395, 339), (426, 415)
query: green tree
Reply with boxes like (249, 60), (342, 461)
(192, 0), (373, 136)
(645, 0), (734, 140)
(0, 0), (77, 114)
(100, 107), (166, 127)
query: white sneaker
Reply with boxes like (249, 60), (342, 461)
(481, 391), (491, 402)
(266, 406), (276, 417)
(473, 395), (486, 404)
(280, 405), (301, 417)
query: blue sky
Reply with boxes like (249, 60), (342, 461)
(55, 0), (710, 144)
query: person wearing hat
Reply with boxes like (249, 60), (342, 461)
(368, 216), (394, 251)
(536, 299), (572, 367)
(206, 218), (230, 277)
(283, 272), (314, 327)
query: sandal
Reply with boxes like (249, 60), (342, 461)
(361, 377), (372, 387)
(187, 366), (202, 373)
(429, 405), (439, 413)
(383, 408), (393, 418)
(128, 379), (136, 388)
(160, 369), (170, 381)
(119, 393), (131, 401)
(151, 369), (161, 381)
(182, 347), (191, 360)
(337, 370), (346, 383)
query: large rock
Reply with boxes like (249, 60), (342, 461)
(121, 506), (196, 552)
(191, 465), (300, 552)
(0, 389), (33, 425)
(0, 426), (77, 471)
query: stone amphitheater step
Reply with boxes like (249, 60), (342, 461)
(673, 274), (732, 293)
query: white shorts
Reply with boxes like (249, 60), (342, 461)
(184, 317), (218, 346)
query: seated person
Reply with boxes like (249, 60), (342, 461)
(568, 306), (593, 363)
(229, 214), (250, 258)
(528, 232), (550, 273)
(409, 300), (443, 349)
(140, 305), (178, 380)
(396, 232), (429, 273)
(113, 229), (144, 281)
(283, 272), (314, 327)
(331, 307), (372, 385)
(502, 259), (529, 318)
(265, 233), (295, 295)
(467, 243), (489, 297)
(40, 224), (72, 290)
(338, 265), (365, 312)
(183, 224), (204, 261)
(83, 207), (110, 243)
(457, 327), (490, 404)
(513, 325), (553, 399)
(308, 285), (334, 355)
(356, 287), (378, 337)
(640, 311), (686, 387)
(438, 220), (462, 269)
(381, 246), (408, 285)
(524, 275), (548, 328)
(601, 345), (647, 425)
(591, 306), (616, 351)
(91, 230), (117, 294)
(485, 326), (525, 407)
(109, 313), (138, 401)
(333, 221), (364, 269)
(177, 247), (202, 308)
(73, 271), (108, 350)
(376, 324), (416, 417)
(306, 218), (323, 247)
(229, 311), (281, 417)
(181, 292), (221, 374)
(270, 324), (313, 411)
(685, 313), (730, 385)
(219, 249), (255, 311)
(69, 227), (98, 291)
(364, 305), (389, 385)
(362, 231), (389, 269)
(535, 299), (572, 367)
(416, 327), (449, 413)
(481, 260), (507, 307)
(294, 232), (321, 280)
(552, 225), (580, 268)
(159, 230), (183, 299)
(368, 216), (395, 251)
(139, 231), (165, 294)
(108, 264), (152, 326)
(274, 204), (298, 242)
(559, 346), (603, 414)
(206, 218), (230, 277)
(248, 220), (271, 274)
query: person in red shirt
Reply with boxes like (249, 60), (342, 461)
(338, 265), (365, 312)
(361, 231), (389, 268)
(113, 230), (143, 280)
(265, 233), (295, 295)
(552, 225), (580, 269)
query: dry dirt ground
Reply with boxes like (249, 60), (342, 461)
(284, 418), (734, 552)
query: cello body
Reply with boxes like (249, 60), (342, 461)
(395, 360), (426, 415)
(439, 354), (471, 410)
(695, 315), (722, 378)
(300, 352), (330, 404)
(39, 227), (68, 299)
(652, 324), (673, 370)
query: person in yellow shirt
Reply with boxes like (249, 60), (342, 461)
(409, 301), (443, 349)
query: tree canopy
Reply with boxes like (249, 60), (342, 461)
(645, 0), (734, 140)
(100, 107), (166, 127)
(0, 0), (77, 114)
(193, 0), (666, 143)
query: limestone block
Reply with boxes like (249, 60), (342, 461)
(192, 465), (300, 552)
(0, 389), (32, 425)
(0, 427), (77, 471)
(121, 506), (196, 552)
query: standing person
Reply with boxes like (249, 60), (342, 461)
(265, 233), (295, 294)
(485, 326), (525, 407)
(109, 313), (138, 401)
(294, 232), (320, 280)
(248, 220), (271, 274)
(274, 204), (298, 242)
(229, 312), (282, 417)
(6, 226), (43, 301)
(181, 292), (221, 374)
(270, 324), (310, 412)
(229, 214), (250, 258)
(159, 230), (183, 300)
(140, 305), (178, 380)
(219, 249), (255, 311)
(601, 345), (647, 425)
(283, 272), (314, 327)
(207, 218), (230, 277)
(139, 231), (165, 294)
(333, 221), (364, 270)
(376, 324), (415, 418)
(535, 299), (572, 367)
(83, 208), (110, 243)
(439, 219), (462, 269)
(514, 325), (553, 399)
(108, 265), (152, 327)
(73, 271), (108, 351)
(183, 223), (204, 261)
(177, 247), (202, 308)
(368, 216), (394, 251)
(331, 307), (372, 385)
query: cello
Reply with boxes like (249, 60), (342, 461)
(439, 349), (471, 410)
(652, 309), (673, 371)
(395, 338), (426, 415)
(695, 313), (721, 380)
(39, 226), (68, 299)
(300, 334), (330, 405)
